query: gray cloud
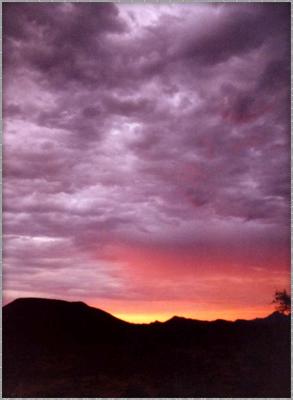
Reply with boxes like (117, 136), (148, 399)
(3, 3), (290, 305)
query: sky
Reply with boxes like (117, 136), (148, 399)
(3, 2), (291, 323)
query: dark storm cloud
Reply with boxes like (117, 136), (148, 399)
(3, 2), (127, 86)
(3, 3), (290, 302)
(177, 3), (289, 66)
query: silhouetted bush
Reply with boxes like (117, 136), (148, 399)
(272, 289), (291, 315)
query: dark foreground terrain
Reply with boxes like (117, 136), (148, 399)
(3, 298), (291, 397)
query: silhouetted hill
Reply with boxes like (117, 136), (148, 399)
(3, 298), (291, 398)
(3, 297), (134, 364)
(4, 297), (128, 328)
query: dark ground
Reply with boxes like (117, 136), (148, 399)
(3, 298), (291, 397)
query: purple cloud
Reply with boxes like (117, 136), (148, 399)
(3, 3), (290, 314)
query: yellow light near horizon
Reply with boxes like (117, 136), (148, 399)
(114, 313), (171, 324)
(113, 305), (274, 324)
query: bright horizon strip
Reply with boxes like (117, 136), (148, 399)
(2, 293), (286, 324)
(113, 306), (277, 324)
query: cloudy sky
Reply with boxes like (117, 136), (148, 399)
(3, 2), (290, 322)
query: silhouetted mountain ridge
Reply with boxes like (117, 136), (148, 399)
(3, 297), (290, 398)
(4, 297), (127, 324)
(4, 297), (289, 327)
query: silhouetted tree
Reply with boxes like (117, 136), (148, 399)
(272, 290), (291, 315)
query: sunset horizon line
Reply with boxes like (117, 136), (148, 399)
(4, 295), (285, 325)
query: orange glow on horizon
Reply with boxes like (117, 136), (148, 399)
(88, 243), (290, 324)
(112, 305), (276, 324)
(3, 291), (289, 324)
(88, 296), (283, 324)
